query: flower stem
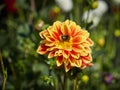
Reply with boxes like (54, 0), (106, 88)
(73, 77), (78, 90)
(8, 57), (16, 80)
(42, 0), (47, 9)
(0, 52), (7, 90)
(85, 9), (90, 29)
(63, 72), (67, 90)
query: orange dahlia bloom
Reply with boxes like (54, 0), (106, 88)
(37, 20), (94, 72)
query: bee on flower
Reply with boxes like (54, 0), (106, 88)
(37, 20), (94, 72)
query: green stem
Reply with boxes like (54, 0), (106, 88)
(73, 77), (78, 90)
(42, 0), (47, 9)
(0, 52), (7, 90)
(74, 2), (80, 23)
(85, 9), (90, 29)
(8, 57), (16, 80)
(57, 70), (63, 90)
(63, 72), (67, 90)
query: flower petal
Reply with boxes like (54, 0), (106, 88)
(45, 42), (55, 46)
(70, 50), (80, 59)
(37, 44), (49, 54)
(64, 61), (71, 72)
(86, 38), (94, 46)
(81, 54), (92, 61)
(69, 57), (82, 67)
(48, 51), (55, 58)
(72, 36), (85, 44)
(53, 21), (62, 37)
(69, 21), (77, 35)
(72, 45), (84, 52)
(61, 24), (69, 35)
(56, 56), (64, 66)
(46, 37), (55, 42)
(74, 59), (82, 67)
(81, 63), (93, 69)
(63, 50), (69, 58)
(48, 28), (59, 40)
(39, 30), (49, 39)
(55, 50), (62, 56)
(80, 50), (88, 56)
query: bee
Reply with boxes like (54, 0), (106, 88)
(61, 35), (70, 41)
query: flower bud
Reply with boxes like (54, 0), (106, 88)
(82, 75), (89, 83)
(98, 38), (105, 47)
(92, 1), (98, 9)
(114, 29), (120, 37)
(35, 20), (44, 31)
(49, 6), (61, 22)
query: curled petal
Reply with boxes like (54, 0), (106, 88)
(80, 54), (93, 69)
(48, 28), (60, 40)
(79, 30), (89, 38)
(72, 45), (84, 52)
(56, 56), (64, 66)
(69, 56), (82, 67)
(74, 60), (82, 67)
(80, 50), (88, 56)
(63, 50), (69, 59)
(71, 59), (82, 67)
(39, 30), (49, 39)
(47, 47), (56, 51)
(37, 44), (49, 54)
(72, 36), (85, 44)
(46, 37), (55, 42)
(54, 50), (62, 56)
(53, 21), (62, 36)
(61, 24), (71, 35)
(53, 21), (62, 31)
(81, 54), (92, 61)
(64, 19), (70, 25)
(64, 61), (71, 72)
(70, 24), (78, 36)
(81, 63), (93, 69)
(48, 51), (55, 58)
(86, 38), (94, 46)
(70, 50), (80, 59)
(84, 47), (91, 53)
(45, 42), (55, 47)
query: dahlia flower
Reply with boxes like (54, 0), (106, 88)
(37, 20), (94, 72)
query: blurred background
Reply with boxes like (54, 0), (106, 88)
(0, 0), (120, 90)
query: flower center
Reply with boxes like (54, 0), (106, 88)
(56, 35), (72, 51)
(61, 35), (70, 41)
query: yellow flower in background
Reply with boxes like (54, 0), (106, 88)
(37, 20), (94, 72)
(114, 29), (120, 37)
(82, 75), (89, 83)
(92, 1), (98, 9)
(98, 38), (105, 47)
(53, 6), (61, 13)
